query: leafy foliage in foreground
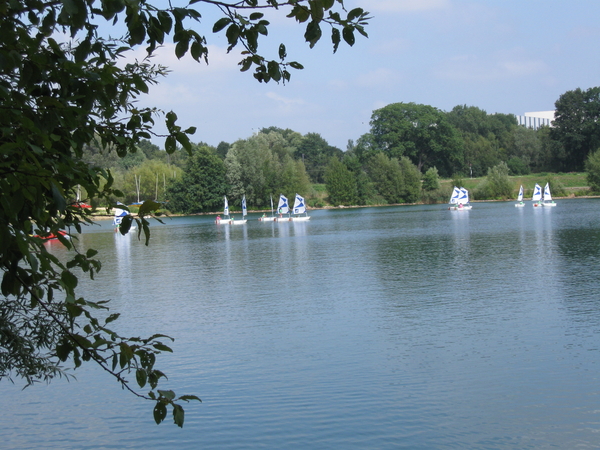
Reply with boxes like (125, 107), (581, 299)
(0, 0), (369, 426)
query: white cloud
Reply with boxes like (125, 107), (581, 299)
(120, 43), (241, 75)
(265, 91), (307, 114)
(434, 50), (547, 82)
(355, 68), (399, 87)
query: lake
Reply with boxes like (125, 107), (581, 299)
(2, 199), (600, 449)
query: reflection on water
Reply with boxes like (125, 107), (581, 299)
(3, 200), (600, 449)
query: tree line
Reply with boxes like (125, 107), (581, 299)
(83, 86), (600, 211)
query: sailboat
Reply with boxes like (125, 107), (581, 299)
(291, 193), (310, 221)
(216, 196), (247, 224)
(541, 183), (557, 207)
(448, 186), (472, 210)
(113, 202), (135, 232)
(515, 185), (525, 207)
(275, 194), (290, 222)
(216, 196), (231, 224)
(259, 195), (277, 222)
(232, 195), (248, 224)
(531, 183), (542, 207)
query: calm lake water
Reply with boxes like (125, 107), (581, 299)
(3, 199), (600, 449)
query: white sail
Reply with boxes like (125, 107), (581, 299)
(532, 184), (542, 202)
(543, 183), (552, 201)
(449, 186), (460, 204)
(242, 196), (247, 217)
(224, 196), (229, 216)
(457, 187), (469, 204)
(517, 185), (523, 202)
(293, 194), (306, 215)
(113, 203), (128, 227)
(277, 194), (289, 214)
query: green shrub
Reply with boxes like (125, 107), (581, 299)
(422, 167), (440, 191)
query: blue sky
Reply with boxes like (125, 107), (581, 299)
(131, 0), (600, 150)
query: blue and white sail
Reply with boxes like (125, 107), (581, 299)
(458, 187), (469, 204)
(543, 183), (552, 201)
(277, 194), (289, 214)
(224, 196), (229, 216)
(449, 186), (461, 204)
(542, 183), (557, 206)
(242, 195), (247, 217)
(113, 203), (129, 227)
(515, 185), (525, 207)
(293, 194), (306, 214)
(532, 183), (542, 204)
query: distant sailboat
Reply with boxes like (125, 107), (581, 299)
(541, 183), (557, 207)
(233, 195), (248, 224)
(291, 194), (310, 221)
(449, 186), (472, 210)
(113, 203), (132, 231)
(276, 194), (290, 222)
(216, 196), (247, 224)
(216, 196), (231, 224)
(532, 183), (542, 207)
(515, 185), (525, 207)
(259, 195), (277, 222)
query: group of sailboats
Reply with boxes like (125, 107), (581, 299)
(217, 194), (310, 224)
(519, 183), (557, 207)
(449, 183), (558, 210)
(216, 196), (248, 224)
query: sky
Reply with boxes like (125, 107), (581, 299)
(126, 0), (600, 151)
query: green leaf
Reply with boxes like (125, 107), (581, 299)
(158, 389), (176, 400)
(178, 395), (202, 402)
(61, 270), (78, 290)
(153, 401), (167, 424)
(342, 26), (355, 46)
(136, 368), (148, 388)
(304, 21), (322, 47)
(173, 404), (185, 427)
(331, 28), (340, 53)
(278, 43), (287, 60)
(212, 17), (231, 33)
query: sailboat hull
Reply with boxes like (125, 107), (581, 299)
(541, 202), (557, 207)
(448, 205), (472, 211)
(290, 216), (310, 221)
(258, 217), (277, 222)
(515, 202), (525, 208)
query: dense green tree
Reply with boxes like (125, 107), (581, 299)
(552, 86), (600, 171)
(295, 133), (343, 183)
(278, 157), (312, 201)
(585, 150), (600, 192)
(166, 146), (227, 213)
(422, 167), (440, 191)
(369, 103), (463, 176)
(473, 162), (513, 200)
(366, 152), (421, 204)
(325, 157), (358, 205)
(225, 133), (279, 207)
(1, 0), (369, 426)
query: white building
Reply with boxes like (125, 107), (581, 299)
(517, 111), (555, 129)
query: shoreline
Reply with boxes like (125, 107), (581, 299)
(89, 194), (600, 220)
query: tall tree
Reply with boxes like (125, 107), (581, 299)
(325, 157), (358, 206)
(0, 0), (369, 425)
(552, 86), (600, 171)
(369, 103), (463, 177)
(295, 133), (343, 183)
(166, 145), (226, 214)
